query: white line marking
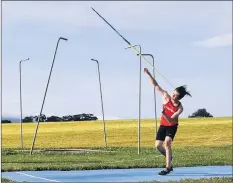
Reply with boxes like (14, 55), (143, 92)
(16, 172), (61, 182)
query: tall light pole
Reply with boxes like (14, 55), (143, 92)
(30, 37), (68, 155)
(19, 58), (29, 149)
(91, 59), (107, 147)
(125, 44), (142, 154)
(138, 53), (158, 140)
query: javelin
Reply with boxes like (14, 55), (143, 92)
(91, 7), (174, 89)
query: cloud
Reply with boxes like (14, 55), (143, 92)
(2, 1), (232, 34)
(193, 33), (232, 48)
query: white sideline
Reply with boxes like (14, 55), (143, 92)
(16, 172), (61, 182)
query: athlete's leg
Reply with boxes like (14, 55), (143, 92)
(164, 136), (173, 168)
(158, 138), (173, 176)
(158, 126), (177, 175)
(155, 126), (166, 156)
(155, 140), (166, 156)
(164, 125), (178, 168)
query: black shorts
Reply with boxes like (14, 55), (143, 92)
(156, 125), (178, 141)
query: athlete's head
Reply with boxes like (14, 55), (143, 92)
(171, 85), (191, 101)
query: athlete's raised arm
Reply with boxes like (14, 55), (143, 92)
(144, 68), (170, 102)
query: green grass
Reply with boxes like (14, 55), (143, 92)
(1, 145), (232, 171)
(1, 178), (14, 182)
(2, 177), (232, 183)
(1, 117), (232, 182)
(149, 177), (233, 182)
(2, 117), (232, 148)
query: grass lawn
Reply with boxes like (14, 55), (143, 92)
(2, 117), (232, 149)
(152, 177), (233, 182)
(1, 178), (14, 182)
(1, 145), (232, 171)
(1, 117), (232, 182)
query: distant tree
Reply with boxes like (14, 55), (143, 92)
(86, 113), (98, 121)
(62, 115), (73, 121)
(22, 113), (98, 123)
(62, 113), (98, 121)
(1, 120), (11, 123)
(46, 116), (62, 122)
(188, 108), (213, 118)
(78, 113), (98, 121)
(23, 116), (34, 123)
(73, 114), (81, 121)
(62, 115), (69, 121)
(33, 114), (47, 122)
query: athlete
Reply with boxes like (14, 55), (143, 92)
(144, 68), (191, 175)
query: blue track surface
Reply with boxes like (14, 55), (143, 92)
(2, 166), (232, 182)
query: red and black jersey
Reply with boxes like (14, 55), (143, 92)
(160, 98), (181, 126)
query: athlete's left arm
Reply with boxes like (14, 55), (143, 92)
(162, 105), (183, 123)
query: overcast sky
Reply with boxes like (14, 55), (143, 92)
(2, 1), (232, 120)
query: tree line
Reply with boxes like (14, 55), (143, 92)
(2, 109), (214, 123)
(2, 113), (98, 123)
(188, 108), (213, 118)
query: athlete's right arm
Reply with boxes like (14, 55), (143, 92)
(144, 68), (170, 101)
